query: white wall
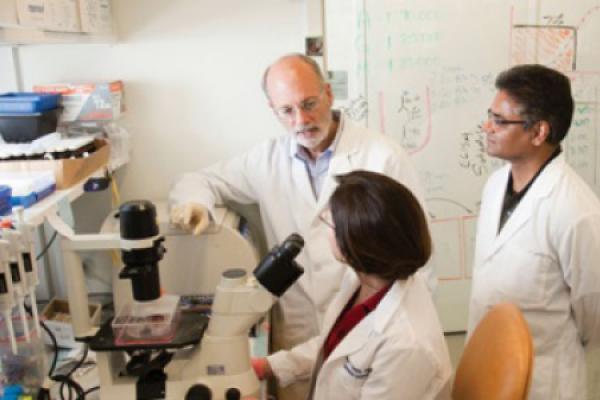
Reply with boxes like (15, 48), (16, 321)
(0, 48), (19, 91)
(9, 0), (306, 201)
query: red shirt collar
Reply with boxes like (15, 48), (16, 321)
(323, 282), (393, 360)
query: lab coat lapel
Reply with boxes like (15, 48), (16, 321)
(321, 272), (361, 338)
(477, 166), (509, 261)
(483, 156), (563, 260)
(326, 278), (407, 363)
(314, 118), (361, 214)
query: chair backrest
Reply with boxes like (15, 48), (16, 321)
(452, 303), (533, 400)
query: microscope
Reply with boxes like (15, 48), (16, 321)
(60, 200), (304, 400)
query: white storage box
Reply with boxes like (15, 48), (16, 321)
(41, 298), (101, 348)
(0, 170), (55, 208)
(33, 81), (124, 123)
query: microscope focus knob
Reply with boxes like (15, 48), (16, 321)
(185, 384), (212, 400)
(220, 268), (247, 287)
(225, 388), (241, 400)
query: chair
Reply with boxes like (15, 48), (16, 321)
(452, 303), (534, 400)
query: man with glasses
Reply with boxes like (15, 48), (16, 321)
(468, 64), (600, 399)
(169, 53), (427, 400)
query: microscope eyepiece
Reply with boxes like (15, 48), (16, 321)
(253, 233), (305, 297)
(279, 233), (304, 259)
(119, 200), (159, 240)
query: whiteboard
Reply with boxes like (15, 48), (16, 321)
(325, 0), (600, 331)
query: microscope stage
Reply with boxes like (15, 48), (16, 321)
(87, 312), (208, 352)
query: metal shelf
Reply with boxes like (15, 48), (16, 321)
(0, 25), (116, 46)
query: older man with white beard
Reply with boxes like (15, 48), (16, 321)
(169, 53), (431, 400)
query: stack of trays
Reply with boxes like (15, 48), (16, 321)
(0, 93), (61, 143)
(0, 185), (11, 216)
(0, 171), (56, 208)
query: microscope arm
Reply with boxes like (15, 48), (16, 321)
(60, 233), (121, 338)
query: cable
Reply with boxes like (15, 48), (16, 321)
(24, 303), (58, 377)
(59, 344), (89, 400)
(77, 386), (99, 400)
(62, 344), (88, 400)
(36, 231), (58, 261)
(110, 170), (121, 208)
(53, 374), (84, 400)
(110, 171), (122, 266)
(67, 344), (89, 376)
(25, 303), (56, 400)
(24, 304), (91, 400)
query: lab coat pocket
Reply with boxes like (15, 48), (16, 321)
(493, 244), (548, 305)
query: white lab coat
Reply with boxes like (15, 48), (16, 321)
(468, 154), (600, 400)
(267, 270), (452, 400)
(169, 113), (431, 353)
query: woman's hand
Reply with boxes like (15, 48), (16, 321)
(251, 357), (273, 380)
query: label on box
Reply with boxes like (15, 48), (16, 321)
(78, 0), (112, 33)
(44, 319), (76, 348)
(16, 0), (45, 28)
(46, 0), (81, 32)
(16, 0), (81, 32)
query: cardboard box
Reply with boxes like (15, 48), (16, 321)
(41, 298), (101, 348)
(0, 139), (109, 189)
(33, 81), (124, 123)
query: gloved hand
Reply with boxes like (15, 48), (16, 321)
(170, 203), (210, 235)
(251, 358), (273, 380)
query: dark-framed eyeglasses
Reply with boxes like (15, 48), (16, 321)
(487, 109), (528, 127)
(318, 212), (334, 229)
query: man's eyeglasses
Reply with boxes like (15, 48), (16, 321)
(318, 211), (334, 229)
(274, 91), (324, 119)
(487, 109), (528, 128)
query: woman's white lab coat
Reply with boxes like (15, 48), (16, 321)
(268, 270), (452, 400)
(468, 154), (600, 400)
(169, 114), (431, 354)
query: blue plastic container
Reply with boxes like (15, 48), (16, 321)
(0, 204), (11, 216)
(0, 186), (11, 213)
(10, 192), (36, 208)
(0, 185), (11, 216)
(35, 183), (56, 202)
(0, 185), (10, 199)
(0, 93), (61, 113)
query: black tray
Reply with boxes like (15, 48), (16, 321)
(87, 312), (208, 352)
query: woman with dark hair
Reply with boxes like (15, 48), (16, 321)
(254, 170), (452, 400)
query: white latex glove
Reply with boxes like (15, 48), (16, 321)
(170, 203), (210, 235)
